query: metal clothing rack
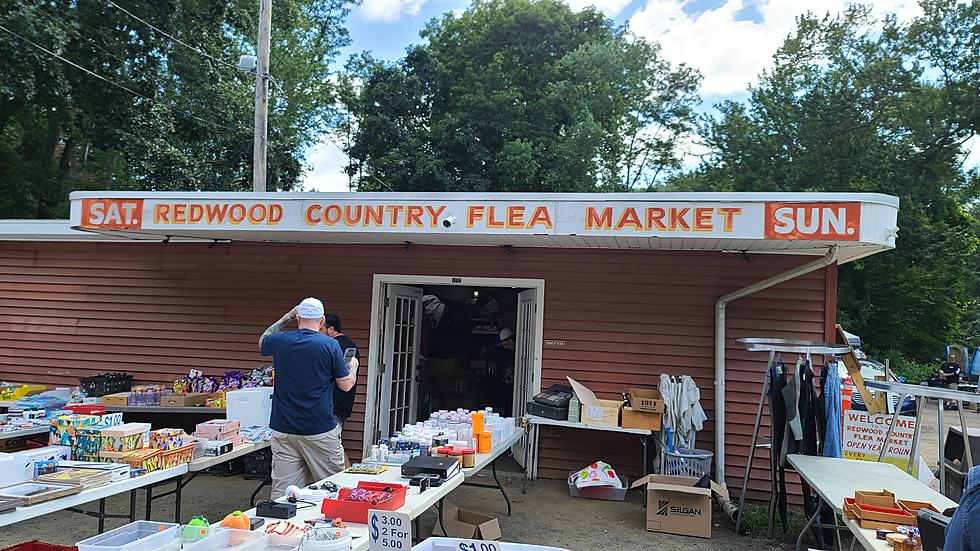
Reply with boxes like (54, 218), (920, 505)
(733, 338), (851, 537)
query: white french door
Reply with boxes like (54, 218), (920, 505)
(511, 288), (538, 467)
(377, 284), (423, 440)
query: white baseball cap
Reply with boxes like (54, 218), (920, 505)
(297, 297), (325, 319)
(499, 328), (514, 341)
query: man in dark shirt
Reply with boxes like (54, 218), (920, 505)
(324, 314), (359, 427)
(929, 354), (962, 387)
(259, 298), (356, 498)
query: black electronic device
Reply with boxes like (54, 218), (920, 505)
(343, 347), (357, 363)
(526, 400), (568, 420)
(256, 500), (297, 519)
(400, 456), (459, 480)
(409, 474), (438, 492)
(918, 509), (951, 551)
(533, 384), (573, 408)
(249, 517), (265, 530)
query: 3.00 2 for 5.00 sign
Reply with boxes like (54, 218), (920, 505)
(369, 510), (411, 551)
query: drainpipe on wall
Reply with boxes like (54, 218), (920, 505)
(713, 245), (839, 487)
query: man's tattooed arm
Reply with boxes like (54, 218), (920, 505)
(258, 308), (297, 348)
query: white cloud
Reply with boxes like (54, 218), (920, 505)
(628, 0), (922, 97)
(359, 0), (430, 23)
(963, 135), (980, 171)
(566, 0), (634, 18)
(302, 137), (354, 192)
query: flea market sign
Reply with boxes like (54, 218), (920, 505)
(74, 197), (862, 241)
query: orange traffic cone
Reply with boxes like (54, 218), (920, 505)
(842, 378), (853, 411)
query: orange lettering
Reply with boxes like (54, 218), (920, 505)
(487, 206), (504, 229)
(645, 208), (666, 231)
(172, 203), (188, 224)
(615, 208), (643, 230)
(305, 205), (321, 226)
(269, 204), (283, 224)
(364, 205), (384, 226)
(506, 206), (525, 229)
(693, 208), (712, 231)
(188, 204), (204, 223)
(343, 205), (362, 226)
(668, 208), (690, 231)
(467, 206), (485, 228)
(527, 206), (553, 229)
(426, 205), (446, 227)
(206, 203), (229, 223)
(406, 205), (424, 227)
(586, 207), (612, 230)
(717, 207), (741, 232)
(323, 204), (342, 226)
(228, 203), (246, 224)
(154, 204), (171, 224)
(386, 205), (404, 226)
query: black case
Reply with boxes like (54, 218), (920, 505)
(400, 456), (458, 479)
(526, 400), (568, 420)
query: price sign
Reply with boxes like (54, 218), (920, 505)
(368, 510), (411, 551)
(445, 539), (501, 551)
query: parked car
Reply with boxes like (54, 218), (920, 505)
(837, 358), (916, 414)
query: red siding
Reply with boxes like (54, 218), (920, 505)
(0, 241), (833, 496)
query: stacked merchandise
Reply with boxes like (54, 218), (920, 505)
(127, 385), (171, 407)
(0, 412), (48, 436)
(74, 412), (124, 462)
(48, 414), (101, 457)
(98, 422), (152, 464)
(371, 408), (515, 464)
(148, 429), (195, 469)
(192, 420), (242, 449)
(37, 467), (111, 489)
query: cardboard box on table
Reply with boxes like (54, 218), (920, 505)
(631, 474), (728, 538)
(101, 392), (130, 407)
(629, 388), (665, 413)
(566, 377), (622, 427)
(621, 408), (662, 431)
(161, 392), (210, 407)
(431, 503), (502, 541)
(0, 445), (72, 485)
(101, 422), (151, 452)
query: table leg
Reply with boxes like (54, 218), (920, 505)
(144, 484), (153, 521)
(490, 458), (511, 516)
(957, 400), (973, 469)
(413, 518), (421, 544)
(98, 498), (106, 534)
(939, 404), (946, 494)
(833, 511), (844, 551)
(522, 424), (535, 494)
(797, 502), (822, 551)
(174, 474), (183, 523)
(250, 476), (271, 506)
(437, 498), (448, 536)
(129, 489), (137, 523)
(640, 435), (648, 476)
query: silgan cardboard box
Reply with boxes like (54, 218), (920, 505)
(431, 503), (501, 541)
(631, 474), (727, 538)
(566, 377), (622, 427)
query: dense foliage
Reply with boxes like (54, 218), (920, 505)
(339, 0), (701, 192)
(0, 0), (350, 218)
(671, 1), (980, 363)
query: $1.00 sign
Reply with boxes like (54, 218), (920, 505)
(369, 510), (411, 551)
(447, 540), (504, 551)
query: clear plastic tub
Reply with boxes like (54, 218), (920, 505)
(181, 529), (268, 551)
(75, 521), (181, 551)
(263, 534), (302, 551)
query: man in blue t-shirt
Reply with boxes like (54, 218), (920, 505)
(259, 297), (356, 498)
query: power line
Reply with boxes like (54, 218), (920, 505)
(104, 0), (244, 74)
(0, 23), (249, 136)
(322, 133), (393, 191)
(22, 2), (131, 67)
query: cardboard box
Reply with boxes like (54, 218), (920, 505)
(631, 474), (727, 538)
(629, 388), (665, 413)
(195, 419), (240, 435)
(431, 503), (501, 541)
(621, 408), (662, 431)
(102, 393), (130, 407)
(566, 377), (622, 428)
(5, 445), (72, 483)
(161, 392), (210, 407)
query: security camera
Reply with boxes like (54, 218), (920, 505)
(237, 55), (257, 74)
(442, 216), (457, 228)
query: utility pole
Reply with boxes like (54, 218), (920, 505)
(252, 0), (272, 192)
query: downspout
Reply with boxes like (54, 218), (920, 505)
(714, 245), (839, 486)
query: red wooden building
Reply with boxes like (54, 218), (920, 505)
(0, 192), (898, 497)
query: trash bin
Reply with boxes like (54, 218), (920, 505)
(943, 426), (980, 502)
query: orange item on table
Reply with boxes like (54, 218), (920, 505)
(477, 432), (492, 453)
(471, 412), (485, 434)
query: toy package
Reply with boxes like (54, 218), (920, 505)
(49, 414), (101, 448)
(101, 422), (152, 452)
(149, 429), (186, 451)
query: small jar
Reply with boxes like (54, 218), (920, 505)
(461, 448), (476, 468)
(448, 449), (464, 466)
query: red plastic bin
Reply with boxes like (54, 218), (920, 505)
(1, 542), (77, 551)
(320, 481), (408, 524)
(64, 405), (107, 416)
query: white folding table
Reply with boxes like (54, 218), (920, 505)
(523, 416), (654, 491)
(0, 464), (188, 532)
(787, 455), (955, 551)
(243, 465), (465, 551)
(0, 425), (48, 441)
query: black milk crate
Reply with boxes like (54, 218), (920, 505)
(79, 373), (133, 397)
(243, 448), (272, 480)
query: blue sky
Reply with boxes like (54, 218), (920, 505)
(302, 0), (976, 191)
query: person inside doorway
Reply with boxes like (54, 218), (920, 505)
(259, 298), (356, 499)
(324, 314), (359, 427)
(491, 327), (516, 416)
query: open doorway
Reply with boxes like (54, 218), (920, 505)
(363, 275), (544, 468)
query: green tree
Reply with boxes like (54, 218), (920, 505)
(0, 0), (350, 218)
(340, 0), (700, 192)
(671, 2), (980, 362)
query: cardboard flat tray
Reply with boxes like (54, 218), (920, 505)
(853, 503), (915, 525)
(855, 489), (896, 508)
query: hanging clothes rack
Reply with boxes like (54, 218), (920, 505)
(733, 338), (851, 538)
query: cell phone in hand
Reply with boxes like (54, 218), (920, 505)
(343, 347), (356, 363)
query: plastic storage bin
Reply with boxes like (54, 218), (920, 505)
(320, 481), (408, 524)
(75, 521), (180, 551)
(567, 472), (629, 501)
(665, 448), (713, 477)
(182, 529), (267, 551)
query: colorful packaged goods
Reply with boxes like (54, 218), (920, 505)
(76, 426), (105, 456)
(127, 386), (170, 407)
(149, 429), (186, 451)
(101, 422), (151, 452)
(121, 448), (161, 472)
(49, 414), (100, 448)
(159, 444), (195, 469)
